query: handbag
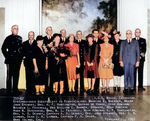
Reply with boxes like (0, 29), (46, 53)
(76, 67), (80, 74)
(33, 71), (40, 78)
(102, 61), (114, 69)
(87, 62), (95, 71)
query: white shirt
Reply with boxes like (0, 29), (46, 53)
(29, 40), (34, 45)
(136, 37), (140, 40)
(62, 37), (65, 41)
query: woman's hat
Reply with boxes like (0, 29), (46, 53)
(36, 35), (43, 41)
(53, 33), (61, 38)
(51, 33), (61, 41)
(99, 31), (111, 39)
(114, 31), (121, 36)
(86, 34), (94, 39)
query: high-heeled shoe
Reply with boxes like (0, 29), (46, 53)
(117, 87), (120, 91)
(113, 87), (116, 91)
(72, 90), (76, 96)
(101, 88), (105, 93)
(68, 91), (72, 96)
(36, 92), (40, 95)
(54, 91), (59, 96)
(90, 89), (95, 95)
(59, 90), (64, 96)
(41, 91), (44, 95)
(107, 88), (110, 93)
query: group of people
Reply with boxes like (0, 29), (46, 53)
(1, 25), (146, 96)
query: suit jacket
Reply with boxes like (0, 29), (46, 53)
(43, 36), (53, 45)
(60, 37), (69, 44)
(94, 38), (104, 44)
(120, 39), (140, 65)
(22, 40), (37, 68)
(74, 39), (85, 65)
(134, 37), (146, 61)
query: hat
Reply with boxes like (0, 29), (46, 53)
(86, 34), (94, 39)
(114, 31), (121, 36)
(99, 31), (111, 39)
(53, 33), (61, 38)
(51, 33), (61, 40)
(36, 35), (43, 41)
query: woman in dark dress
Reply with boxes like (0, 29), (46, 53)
(84, 34), (99, 95)
(48, 34), (69, 95)
(111, 31), (124, 91)
(33, 35), (48, 95)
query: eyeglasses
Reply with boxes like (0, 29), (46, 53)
(13, 28), (19, 30)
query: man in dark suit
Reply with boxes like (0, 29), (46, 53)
(43, 26), (53, 45)
(92, 29), (104, 44)
(60, 29), (69, 44)
(134, 28), (147, 91)
(120, 30), (140, 94)
(22, 31), (37, 95)
(74, 30), (85, 95)
(92, 29), (104, 94)
(1, 25), (22, 95)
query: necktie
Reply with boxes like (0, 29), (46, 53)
(128, 40), (130, 44)
(29, 41), (32, 45)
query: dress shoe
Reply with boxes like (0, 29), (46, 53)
(123, 89), (128, 94)
(130, 89), (135, 95)
(6, 91), (12, 96)
(80, 89), (85, 93)
(113, 87), (116, 91)
(80, 91), (84, 96)
(94, 89), (99, 95)
(86, 89), (91, 95)
(80, 89), (84, 95)
(138, 87), (146, 91)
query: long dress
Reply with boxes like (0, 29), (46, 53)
(32, 45), (47, 85)
(84, 43), (99, 78)
(47, 45), (69, 82)
(99, 43), (114, 79)
(65, 42), (79, 80)
(111, 39), (124, 76)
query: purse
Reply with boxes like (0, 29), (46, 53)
(33, 71), (40, 78)
(102, 62), (114, 69)
(87, 62), (95, 71)
(76, 67), (80, 74)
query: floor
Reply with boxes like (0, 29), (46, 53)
(0, 86), (149, 121)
